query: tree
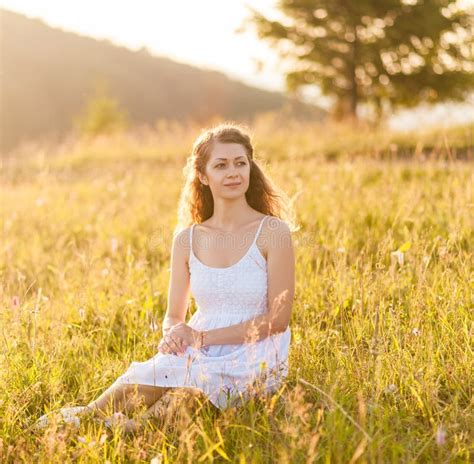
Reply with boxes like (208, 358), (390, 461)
(74, 80), (129, 137)
(240, 0), (474, 122)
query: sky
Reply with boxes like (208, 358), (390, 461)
(1, 0), (473, 129)
(0, 0), (287, 91)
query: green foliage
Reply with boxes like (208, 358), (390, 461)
(243, 0), (474, 121)
(74, 85), (129, 137)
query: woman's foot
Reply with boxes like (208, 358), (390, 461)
(98, 412), (143, 434)
(35, 406), (91, 430)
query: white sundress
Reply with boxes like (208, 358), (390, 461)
(111, 215), (292, 410)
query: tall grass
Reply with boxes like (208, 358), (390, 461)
(1, 118), (472, 462)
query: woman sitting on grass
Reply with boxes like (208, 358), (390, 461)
(36, 122), (296, 434)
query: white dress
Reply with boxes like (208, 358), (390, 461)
(111, 215), (292, 410)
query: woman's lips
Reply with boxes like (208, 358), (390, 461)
(225, 182), (241, 187)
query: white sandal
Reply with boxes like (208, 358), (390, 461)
(35, 406), (90, 429)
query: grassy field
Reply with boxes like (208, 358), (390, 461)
(1, 118), (473, 462)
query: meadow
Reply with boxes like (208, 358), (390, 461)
(1, 116), (473, 462)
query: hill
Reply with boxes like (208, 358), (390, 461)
(0, 8), (325, 155)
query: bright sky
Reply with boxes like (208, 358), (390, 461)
(0, 0), (288, 92)
(1, 0), (473, 128)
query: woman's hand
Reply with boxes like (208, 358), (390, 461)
(159, 322), (201, 354)
(157, 331), (186, 356)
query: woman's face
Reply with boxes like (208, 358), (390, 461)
(200, 141), (251, 198)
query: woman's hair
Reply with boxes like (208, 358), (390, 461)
(175, 121), (299, 234)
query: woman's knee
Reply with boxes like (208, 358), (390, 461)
(165, 387), (205, 409)
(126, 384), (170, 404)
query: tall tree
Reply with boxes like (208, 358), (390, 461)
(241, 0), (474, 121)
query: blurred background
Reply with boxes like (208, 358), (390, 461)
(1, 0), (473, 157)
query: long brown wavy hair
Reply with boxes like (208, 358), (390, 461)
(175, 121), (299, 234)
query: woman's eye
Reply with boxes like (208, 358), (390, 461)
(216, 162), (246, 168)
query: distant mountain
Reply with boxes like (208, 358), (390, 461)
(0, 8), (325, 155)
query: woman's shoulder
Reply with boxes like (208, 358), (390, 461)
(255, 216), (292, 259)
(262, 216), (292, 236)
(172, 225), (193, 251)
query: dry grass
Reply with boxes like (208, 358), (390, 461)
(1, 117), (473, 462)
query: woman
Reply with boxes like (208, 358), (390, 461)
(36, 122), (296, 433)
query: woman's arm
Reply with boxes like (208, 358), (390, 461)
(161, 227), (191, 338)
(198, 218), (295, 347)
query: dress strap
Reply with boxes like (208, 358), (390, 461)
(252, 215), (268, 247)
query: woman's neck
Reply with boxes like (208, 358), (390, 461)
(206, 202), (260, 231)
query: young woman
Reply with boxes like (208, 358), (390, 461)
(36, 122), (296, 433)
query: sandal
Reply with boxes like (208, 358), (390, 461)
(35, 406), (90, 430)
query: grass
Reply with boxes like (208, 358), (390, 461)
(1, 117), (473, 462)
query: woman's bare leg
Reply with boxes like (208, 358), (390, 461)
(122, 387), (206, 433)
(86, 383), (170, 419)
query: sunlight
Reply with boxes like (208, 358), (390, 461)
(0, 0), (284, 90)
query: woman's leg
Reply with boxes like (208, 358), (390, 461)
(122, 387), (207, 433)
(146, 387), (204, 419)
(86, 382), (171, 419)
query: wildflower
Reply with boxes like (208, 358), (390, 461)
(391, 242), (410, 267)
(435, 425), (447, 445)
(78, 307), (86, 320)
(12, 296), (20, 309)
(412, 328), (421, 336)
(293, 331), (302, 345)
(149, 320), (158, 332)
(391, 250), (404, 266)
(384, 384), (397, 394)
(336, 247), (346, 253)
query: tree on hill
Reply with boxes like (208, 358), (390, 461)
(73, 80), (129, 137)
(241, 0), (474, 122)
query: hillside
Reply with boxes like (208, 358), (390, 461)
(0, 8), (325, 155)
